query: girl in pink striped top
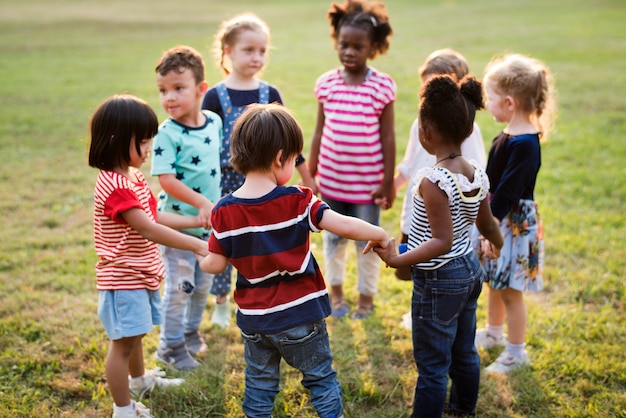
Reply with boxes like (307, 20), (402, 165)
(308, 0), (396, 319)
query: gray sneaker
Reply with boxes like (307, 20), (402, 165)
(184, 330), (208, 356)
(154, 342), (200, 371)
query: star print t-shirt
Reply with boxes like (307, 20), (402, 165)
(151, 110), (222, 237)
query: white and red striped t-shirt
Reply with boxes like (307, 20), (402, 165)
(93, 169), (164, 291)
(315, 68), (396, 203)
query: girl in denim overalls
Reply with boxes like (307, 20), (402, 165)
(202, 13), (315, 327)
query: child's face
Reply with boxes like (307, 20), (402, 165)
(226, 29), (267, 79)
(336, 25), (373, 74)
(484, 82), (512, 124)
(129, 137), (152, 169)
(157, 68), (204, 122)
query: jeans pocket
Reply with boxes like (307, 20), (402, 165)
(432, 286), (470, 325)
(280, 322), (327, 371)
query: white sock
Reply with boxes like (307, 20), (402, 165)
(486, 324), (504, 340)
(114, 401), (134, 413)
(506, 342), (526, 358)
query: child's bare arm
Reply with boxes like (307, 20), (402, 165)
(199, 252), (228, 274)
(121, 208), (208, 257)
(371, 103), (396, 209)
(319, 209), (389, 250)
(157, 211), (203, 230)
(475, 198), (503, 258)
(158, 173), (214, 229)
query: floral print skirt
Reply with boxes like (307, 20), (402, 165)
(477, 199), (544, 292)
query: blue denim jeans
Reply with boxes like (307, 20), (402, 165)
(411, 252), (484, 418)
(321, 197), (381, 295)
(159, 244), (213, 346)
(240, 320), (342, 418)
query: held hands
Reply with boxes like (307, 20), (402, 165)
(479, 236), (501, 260)
(362, 235), (391, 255)
(198, 201), (214, 230)
(372, 237), (398, 268)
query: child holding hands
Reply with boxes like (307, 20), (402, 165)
(474, 53), (555, 374)
(201, 103), (388, 418)
(309, 0), (396, 319)
(88, 94), (209, 418)
(151, 45), (222, 370)
(370, 76), (502, 417)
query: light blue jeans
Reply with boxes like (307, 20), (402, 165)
(240, 320), (342, 418)
(159, 244), (213, 346)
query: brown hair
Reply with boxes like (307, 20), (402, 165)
(213, 13), (270, 76)
(155, 45), (205, 85)
(419, 48), (469, 82)
(327, 0), (392, 58)
(230, 104), (303, 175)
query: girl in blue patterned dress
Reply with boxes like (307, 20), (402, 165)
(474, 53), (557, 374)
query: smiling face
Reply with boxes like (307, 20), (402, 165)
(226, 29), (268, 79)
(336, 25), (373, 76)
(157, 67), (204, 123)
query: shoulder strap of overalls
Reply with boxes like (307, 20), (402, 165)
(215, 82), (233, 116)
(258, 81), (269, 104)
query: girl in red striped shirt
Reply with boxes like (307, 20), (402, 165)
(88, 94), (208, 418)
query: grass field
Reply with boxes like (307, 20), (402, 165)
(0, 0), (625, 416)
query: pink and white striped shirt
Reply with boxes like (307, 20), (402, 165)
(315, 68), (396, 203)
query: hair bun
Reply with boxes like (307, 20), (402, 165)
(459, 76), (485, 110)
(421, 75), (458, 105)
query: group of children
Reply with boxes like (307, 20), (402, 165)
(87, 0), (556, 417)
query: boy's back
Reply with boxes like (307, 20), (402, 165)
(208, 185), (331, 334)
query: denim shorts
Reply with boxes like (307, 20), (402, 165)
(98, 289), (162, 341)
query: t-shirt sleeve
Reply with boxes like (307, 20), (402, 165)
(150, 124), (179, 176)
(201, 88), (223, 117)
(208, 231), (226, 256)
(104, 188), (143, 224)
(269, 86), (283, 105)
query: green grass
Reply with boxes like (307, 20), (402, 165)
(0, 0), (625, 416)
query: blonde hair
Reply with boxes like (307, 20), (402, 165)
(212, 13), (271, 76)
(419, 48), (469, 82)
(484, 53), (557, 140)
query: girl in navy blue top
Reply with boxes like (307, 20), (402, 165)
(474, 53), (557, 374)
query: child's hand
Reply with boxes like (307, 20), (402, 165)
(198, 201), (214, 229)
(300, 177), (318, 195)
(373, 237), (398, 267)
(363, 235), (390, 254)
(480, 237), (500, 260)
(374, 197), (388, 209)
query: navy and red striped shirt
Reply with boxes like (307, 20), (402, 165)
(208, 186), (331, 334)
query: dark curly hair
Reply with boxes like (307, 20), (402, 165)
(419, 75), (484, 145)
(327, 0), (392, 58)
(155, 45), (205, 85)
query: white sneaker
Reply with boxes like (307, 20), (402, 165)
(485, 349), (530, 374)
(475, 328), (506, 349)
(129, 367), (184, 399)
(211, 299), (231, 328)
(112, 401), (154, 418)
(400, 311), (411, 330)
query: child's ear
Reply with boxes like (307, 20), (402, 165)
(274, 149), (284, 167)
(198, 80), (209, 96)
(504, 95), (515, 110)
